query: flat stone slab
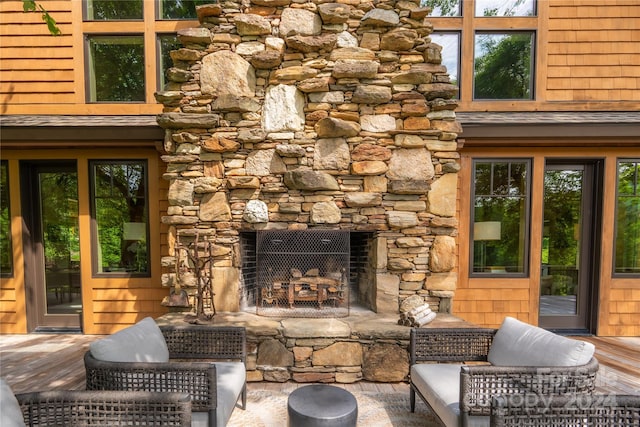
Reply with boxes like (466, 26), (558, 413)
(281, 318), (351, 338)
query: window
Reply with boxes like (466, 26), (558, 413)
(430, 32), (460, 89)
(471, 160), (530, 275)
(158, 0), (212, 20)
(475, 0), (535, 16)
(423, 0), (461, 16)
(85, 0), (143, 20)
(157, 34), (181, 90)
(474, 32), (534, 100)
(614, 159), (640, 275)
(0, 161), (12, 276)
(90, 161), (149, 275)
(87, 35), (145, 102)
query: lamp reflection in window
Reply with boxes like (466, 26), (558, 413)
(474, 221), (501, 273)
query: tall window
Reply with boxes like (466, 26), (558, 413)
(91, 161), (149, 275)
(0, 161), (12, 276)
(471, 160), (530, 275)
(157, 34), (181, 90)
(430, 32), (460, 89)
(86, 36), (146, 102)
(474, 32), (534, 100)
(615, 159), (640, 275)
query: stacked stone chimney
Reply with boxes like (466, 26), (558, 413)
(155, 0), (461, 315)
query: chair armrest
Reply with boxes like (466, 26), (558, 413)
(490, 393), (640, 427)
(461, 357), (599, 416)
(161, 325), (246, 362)
(84, 351), (216, 412)
(410, 328), (496, 363)
(16, 390), (192, 427)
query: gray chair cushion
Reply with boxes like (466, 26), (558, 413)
(89, 317), (169, 363)
(0, 378), (26, 427)
(487, 316), (595, 367)
(190, 362), (246, 427)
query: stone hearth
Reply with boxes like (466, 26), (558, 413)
(155, 0), (461, 319)
(157, 309), (470, 383)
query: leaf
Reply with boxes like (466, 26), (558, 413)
(22, 0), (37, 12)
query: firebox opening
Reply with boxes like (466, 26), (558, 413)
(239, 230), (376, 317)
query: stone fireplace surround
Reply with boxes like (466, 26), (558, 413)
(155, 0), (461, 381)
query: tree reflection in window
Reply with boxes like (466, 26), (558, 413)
(474, 32), (534, 100)
(91, 161), (149, 275)
(85, 0), (143, 20)
(158, 0), (212, 20)
(475, 0), (535, 17)
(87, 36), (145, 102)
(0, 162), (12, 276)
(615, 159), (640, 275)
(472, 160), (530, 274)
(422, 0), (461, 16)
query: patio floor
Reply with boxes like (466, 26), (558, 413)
(1, 330), (638, 396)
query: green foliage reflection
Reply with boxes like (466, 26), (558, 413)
(0, 163), (12, 275)
(473, 161), (529, 273)
(159, 0), (213, 19)
(89, 37), (145, 102)
(615, 160), (640, 274)
(92, 162), (148, 274)
(474, 33), (533, 100)
(87, 0), (143, 20)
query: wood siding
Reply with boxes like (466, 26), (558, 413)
(546, 0), (640, 102)
(454, 146), (640, 336)
(0, 1), (75, 106)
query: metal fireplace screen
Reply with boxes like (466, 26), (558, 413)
(256, 230), (350, 317)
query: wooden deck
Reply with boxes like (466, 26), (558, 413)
(0, 333), (638, 396)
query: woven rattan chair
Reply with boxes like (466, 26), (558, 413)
(85, 325), (246, 427)
(409, 327), (599, 427)
(16, 390), (191, 426)
(490, 394), (640, 427)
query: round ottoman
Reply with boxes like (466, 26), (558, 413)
(287, 384), (358, 427)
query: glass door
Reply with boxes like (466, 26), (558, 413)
(539, 161), (600, 332)
(22, 161), (82, 331)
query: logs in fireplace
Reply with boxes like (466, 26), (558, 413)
(255, 230), (350, 317)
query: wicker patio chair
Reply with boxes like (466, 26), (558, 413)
(409, 326), (599, 427)
(85, 324), (246, 427)
(491, 394), (640, 427)
(16, 390), (191, 426)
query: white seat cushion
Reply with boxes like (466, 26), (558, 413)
(487, 317), (595, 367)
(89, 317), (169, 363)
(411, 363), (462, 427)
(0, 378), (26, 427)
(191, 362), (246, 427)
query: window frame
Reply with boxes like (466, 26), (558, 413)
(89, 159), (151, 277)
(472, 30), (536, 101)
(85, 34), (147, 103)
(156, 33), (180, 91)
(469, 158), (532, 278)
(425, 0), (540, 110)
(83, 0), (145, 21)
(430, 31), (461, 97)
(612, 158), (640, 278)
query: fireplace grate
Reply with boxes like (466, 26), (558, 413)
(256, 230), (350, 317)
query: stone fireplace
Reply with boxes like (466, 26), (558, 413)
(155, 0), (461, 319)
